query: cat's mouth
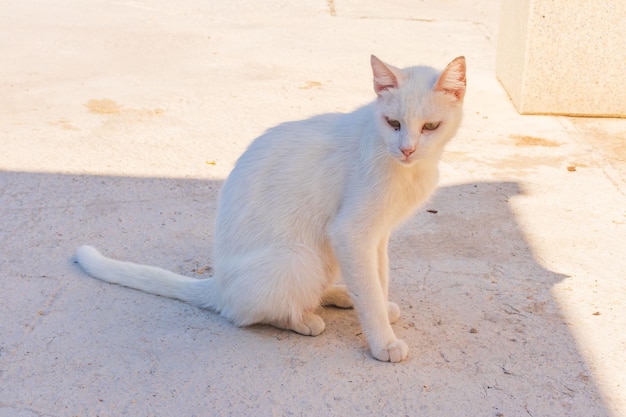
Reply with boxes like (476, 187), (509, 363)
(398, 150), (423, 165)
(398, 155), (418, 165)
(387, 147), (420, 165)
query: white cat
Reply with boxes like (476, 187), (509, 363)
(76, 55), (466, 362)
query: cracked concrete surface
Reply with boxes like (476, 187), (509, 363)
(1, 1), (625, 416)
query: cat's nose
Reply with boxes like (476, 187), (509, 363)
(401, 146), (415, 157)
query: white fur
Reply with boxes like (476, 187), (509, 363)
(76, 56), (466, 362)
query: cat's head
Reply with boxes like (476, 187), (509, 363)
(371, 55), (466, 166)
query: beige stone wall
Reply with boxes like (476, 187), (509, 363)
(497, 0), (626, 117)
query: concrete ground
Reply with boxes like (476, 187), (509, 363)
(1, 1), (625, 416)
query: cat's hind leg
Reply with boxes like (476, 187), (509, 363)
(218, 245), (328, 336)
(320, 285), (399, 328)
(387, 302), (400, 323)
(321, 285), (399, 323)
(321, 284), (353, 308)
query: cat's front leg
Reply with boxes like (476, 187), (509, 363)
(329, 226), (408, 362)
(377, 235), (401, 324)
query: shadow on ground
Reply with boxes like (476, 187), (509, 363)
(0, 171), (609, 416)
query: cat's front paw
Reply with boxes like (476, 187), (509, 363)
(372, 339), (409, 363)
(388, 301), (400, 323)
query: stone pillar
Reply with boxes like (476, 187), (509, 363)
(496, 0), (626, 117)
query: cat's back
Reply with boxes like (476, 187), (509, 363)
(227, 106), (373, 187)
(215, 109), (367, 249)
(242, 111), (355, 166)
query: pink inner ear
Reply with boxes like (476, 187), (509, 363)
(434, 56), (466, 100)
(371, 55), (399, 94)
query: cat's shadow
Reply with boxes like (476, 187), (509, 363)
(387, 181), (571, 358)
(2, 170), (604, 413)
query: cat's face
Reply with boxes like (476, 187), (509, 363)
(371, 56), (466, 166)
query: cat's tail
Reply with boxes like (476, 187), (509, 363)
(75, 245), (216, 308)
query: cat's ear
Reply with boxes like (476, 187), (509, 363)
(434, 56), (466, 100)
(371, 55), (402, 95)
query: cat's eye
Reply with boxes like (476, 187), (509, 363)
(422, 122), (441, 131)
(386, 118), (401, 131)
